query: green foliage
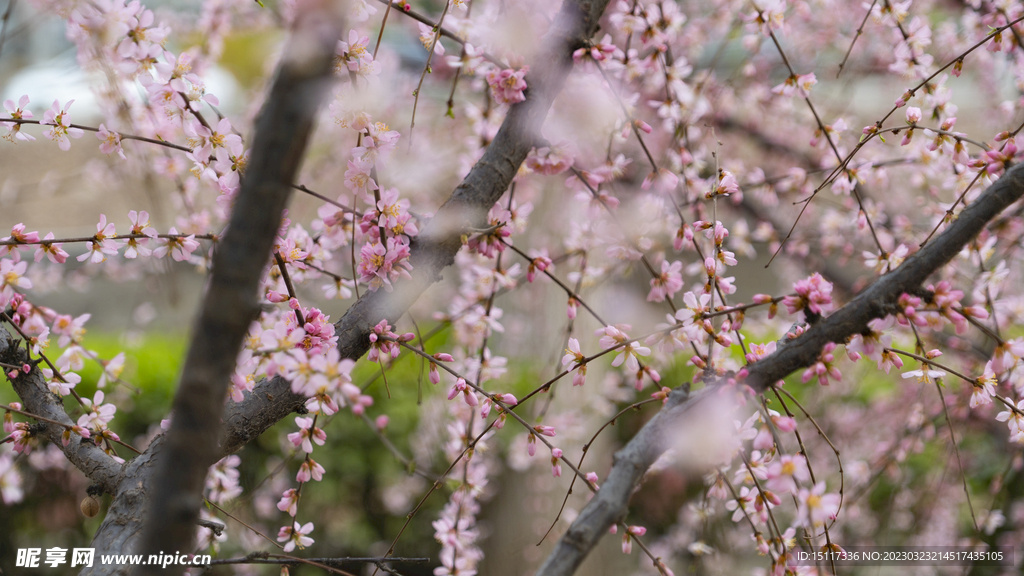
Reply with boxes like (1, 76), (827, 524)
(217, 32), (285, 88)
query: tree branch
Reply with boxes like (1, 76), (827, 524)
(1, 326), (123, 493)
(217, 0), (613, 457)
(130, 5), (346, 574)
(534, 162), (1024, 576)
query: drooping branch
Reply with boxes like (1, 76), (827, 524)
(534, 162), (1024, 576)
(218, 0), (614, 458)
(1, 326), (123, 493)
(131, 4), (346, 574)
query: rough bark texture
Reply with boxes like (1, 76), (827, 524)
(130, 6), (346, 575)
(534, 162), (1024, 576)
(82, 444), (162, 576)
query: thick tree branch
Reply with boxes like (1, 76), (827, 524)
(1, 326), (123, 493)
(130, 6), (346, 575)
(534, 162), (1024, 576)
(218, 0), (613, 457)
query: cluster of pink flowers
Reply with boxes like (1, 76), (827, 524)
(525, 140), (577, 175)
(1, 214), (200, 276)
(322, 118), (420, 294)
(6, 0), (1024, 573)
(335, 30), (381, 79)
(205, 455), (243, 505)
(485, 66), (529, 105)
(783, 273), (834, 320)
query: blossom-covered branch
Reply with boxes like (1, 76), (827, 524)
(1, 326), (123, 493)
(534, 162), (1024, 576)
(218, 0), (614, 456)
(130, 4), (347, 573)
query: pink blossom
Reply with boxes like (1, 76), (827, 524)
(527, 249), (553, 282)
(51, 313), (89, 348)
(336, 30), (379, 77)
(124, 210), (157, 258)
(797, 482), (841, 529)
(288, 416), (326, 453)
(745, 341), (777, 363)
(972, 363), (997, 408)
(747, 0), (785, 35)
(783, 273), (834, 319)
(1, 259), (32, 295)
(561, 338), (588, 386)
(621, 525), (646, 554)
(486, 66), (529, 105)
(367, 319), (402, 362)
(417, 22), (444, 55)
(596, 325), (651, 374)
(572, 34), (617, 62)
(902, 364), (946, 384)
(41, 100), (84, 151)
(767, 454), (810, 494)
(534, 425), (556, 437)
(648, 260), (683, 302)
(641, 168), (679, 192)
(277, 521), (314, 552)
(344, 156), (378, 197)
(984, 139), (1017, 176)
(296, 458), (325, 483)
(447, 377), (478, 407)
(466, 203), (512, 258)
(153, 227), (199, 261)
(77, 390), (117, 430)
(550, 447), (563, 477)
(2, 95), (35, 142)
(277, 488), (299, 516)
(526, 141), (576, 175)
(801, 343), (841, 386)
(358, 238), (412, 292)
(0, 224), (32, 265)
(996, 399), (1024, 443)
(97, 124), (126, 159)
(44, 369), (80, 397)
(376, 188), (412, 233)
(78, 214), (122, 263)
(772, 73), (816, 98)
(561, 337), (585, 369)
